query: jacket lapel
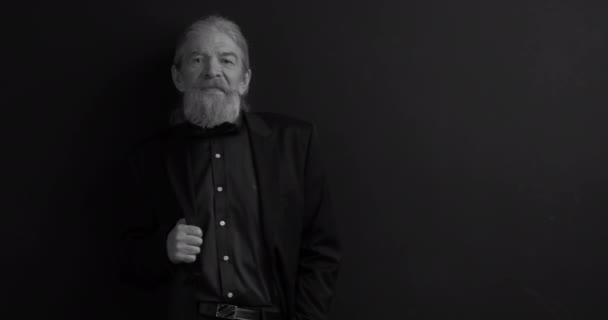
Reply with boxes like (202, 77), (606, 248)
(165, 126), (197, 223)
(245, 113), (281, 250)
(245, 112), (288, 310)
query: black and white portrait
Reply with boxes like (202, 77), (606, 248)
(6, 1), (608, 320)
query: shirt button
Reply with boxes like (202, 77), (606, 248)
(217, 186), (223, 192)
(227, 292), (234, 298)
(223, 255), (230, 261)
(215, 153), (221, 159)
(219, 220), (226, 226)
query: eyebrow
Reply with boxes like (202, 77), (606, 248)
(186, 51), (238, 59)
(185, 51), (202, 58)
(219, 52), (238, 59)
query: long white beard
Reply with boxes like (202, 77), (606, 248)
(182, 89), (241, 128)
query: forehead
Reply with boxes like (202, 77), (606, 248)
(184, 26), (243, 57)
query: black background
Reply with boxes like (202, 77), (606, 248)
(4, 0), (608, 319)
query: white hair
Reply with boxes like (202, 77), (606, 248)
(173, 15), (250, 71)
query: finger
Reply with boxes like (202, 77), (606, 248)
(179, 244), (201, 255)
(176, 218), (186, 225)
(176, 253), (197, 263)
(180, 234), (203, 246)
(182, 225), (203, 237)
(176, 224), (198, 235)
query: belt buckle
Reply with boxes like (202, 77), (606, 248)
(216, 304), (238, 319)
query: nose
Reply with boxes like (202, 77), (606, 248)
(204, 58), (221, 79)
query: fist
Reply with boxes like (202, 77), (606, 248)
(166, 218), (203, 264)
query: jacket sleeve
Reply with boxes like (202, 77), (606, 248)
(118, 149), (176, 289)
(294, 125), (342, 320)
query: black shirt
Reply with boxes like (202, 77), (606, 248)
(181, 117), (276, 307)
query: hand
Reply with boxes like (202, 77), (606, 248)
(166, 218), (203, 264)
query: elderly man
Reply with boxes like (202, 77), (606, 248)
(121, 15), (341, 320)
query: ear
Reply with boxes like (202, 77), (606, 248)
(171, 65), (186, 93)
(238, 68), (252, 95)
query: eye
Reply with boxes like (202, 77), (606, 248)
(221, 58), (235, 65)
(191, 57), (202, 64)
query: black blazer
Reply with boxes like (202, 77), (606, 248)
(121, 112), (341, 320)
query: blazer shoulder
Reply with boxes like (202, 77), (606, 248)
(252, 112), (315, 133)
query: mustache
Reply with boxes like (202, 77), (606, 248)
(193, 80), (229, 92)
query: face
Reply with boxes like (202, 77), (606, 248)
(172, 26), (251, 96)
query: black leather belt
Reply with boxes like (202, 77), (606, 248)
(198, 302), (282, 320)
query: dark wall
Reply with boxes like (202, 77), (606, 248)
(5, 1), (608, 319)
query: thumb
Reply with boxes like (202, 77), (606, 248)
(176, 217), (186, 225)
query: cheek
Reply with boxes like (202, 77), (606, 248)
(226, 72), (246, 89)
(186, 63), (205, 76)
(182, 71), (200, 86)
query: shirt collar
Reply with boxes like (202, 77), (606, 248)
(182, 113), (244, 138)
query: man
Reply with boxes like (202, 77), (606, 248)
(121, 15), (341, 320)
